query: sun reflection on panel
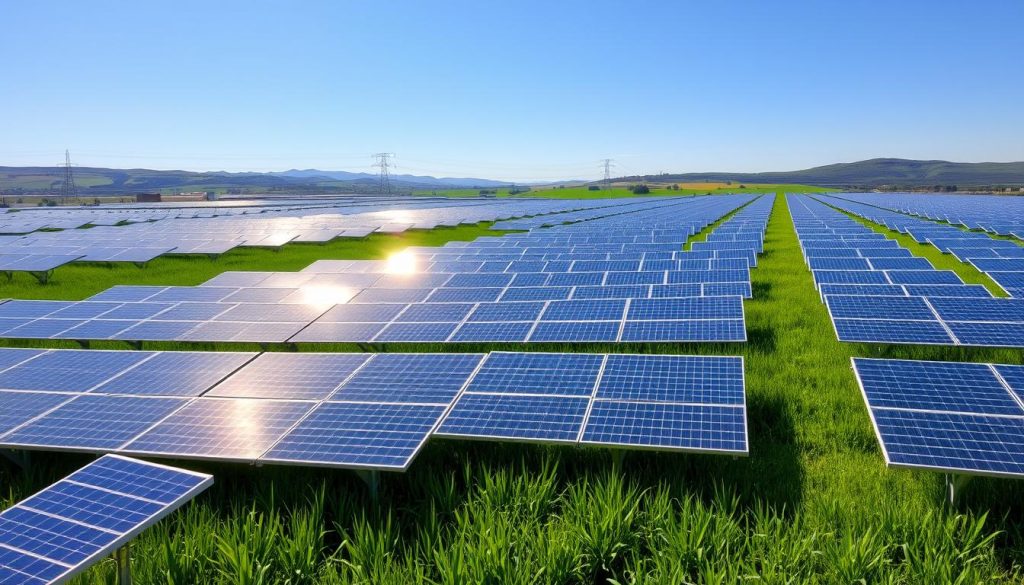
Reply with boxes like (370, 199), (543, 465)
(385, 250), (418, 274)
(292, 284), (358, 308)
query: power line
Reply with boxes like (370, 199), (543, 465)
(372, 152), (395, 195)
(600, 158), (615, 190)
(60, 149), (78, 202)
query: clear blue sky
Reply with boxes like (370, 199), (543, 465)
(3, 1), (1022, 181)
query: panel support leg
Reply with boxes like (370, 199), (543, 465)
(945, 474), (971, 506)
(356, 470), (380, 503)
(611, 449), (625, 471)
(115, 544), (132, 585)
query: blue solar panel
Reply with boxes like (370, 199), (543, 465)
(113, 320), (199, 341)
(0, 391), (72, 436)
(833, 319), (954, 344)
(46, 302), (122, 320)
(947, 321), (1024, 347)
(449, 321), (534, 342)
(870, 408), (1024, 478)
(620, 319), (746, 342)
(928, 298), (1024, 322)
(4, 319), (83, 339)
(0, 301), (74, 319)
(807, 257), (871, 271)
(0, 348), (45, 372)
(444, 273), (514, 288)
(499, 287), (572, 302)
(596, 355), (744, 404)
(209, 353), (370, 399)
(547, 272), (605, 287)
(627, 297), (743, 320)
(885, 270), (964, 286)
(426, 287), (504, 303)
(648, 283), (702, 298)
(902, 285), (992, 298)
(59, 319), (136, 340)
(605, 271), (664, 286)
(98, 302), (175, 320)
(468, 302), (545, 322)
(0, 454), (211, 584)
(437, 393), (590, 443)
(122, 399), (315, 461)
(818, 284), (907, 297)
(90, 351), (256, 397)
(317, 303), (406, 322)
(288, 321), (387, 343)
(995, 365), (1024, 403)
(466, 352), (605, 396)
(868, 257), (934, 270)
(825, 295), (935, 320)
(86, 285), (167, 302)
(572, 284), (651, 299)
(395, 303), (475, 322)
(330, 353), (483, 404)
(813, 270), (890, 286)
(580, 402), (747, 453)
(528, 321), (621, 342)
(853, 358), (1021, 415)
(0, 395), (187, 451)
(374, 322), (459, 342)
(0, 350), (154, 392)
(541, 299), (626, 321)
(702, 282), (753, 298)
(262, 401), (446, 470)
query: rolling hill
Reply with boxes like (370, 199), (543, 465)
(627, 159), (1024, 188)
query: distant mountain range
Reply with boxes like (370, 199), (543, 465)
(1, 158), (1022, 196)
(626, 158), (1024, 188)
(0, 166), (519, 196)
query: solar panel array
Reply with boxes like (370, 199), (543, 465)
(0, 196), (631, 275)
(789, 195), (1024, 348)
(853, 358), (1024, 479)
(0, 454), (211, 584)
(0, 195), (772, 344)
(820, 193), (1024, 299)
(0, 348), (748, 470)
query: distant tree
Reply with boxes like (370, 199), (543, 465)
(631, 184), (650, 194)
(587, 185), (600, 191)
(738, 184), (747, 189)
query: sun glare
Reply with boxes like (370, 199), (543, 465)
(385, 250), (418, 274)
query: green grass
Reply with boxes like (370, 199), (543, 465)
(3, 195), (1024, 583)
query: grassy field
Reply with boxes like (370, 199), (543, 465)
(414, 184), (834, 199)
(2, 194), (1024, 583)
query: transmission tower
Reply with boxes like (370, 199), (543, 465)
(60, 149), (78, 201)
(372, 153), (395, 195)
(600, 158), (615, 191)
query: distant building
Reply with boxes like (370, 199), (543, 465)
(136, 193), (162, 203)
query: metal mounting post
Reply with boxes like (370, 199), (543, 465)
(356, 469), (381, 502)
(115, 545), (132, 585)
(945, 474), (971, 506)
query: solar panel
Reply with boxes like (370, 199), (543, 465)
(928, 298), (1024, 323)
(995, 365), (1024, 403)
(317, 303), (406, 322)
(870, 408), (1024, 478)
(902, 285), (992, 298)
(580, 402), (747, 453)
(437, 393), (591, 443)
(426, 287), (504, 303)
(0, 391), (73, 436)
(595, 355), (744, 404)
(528, 321), (621, 342)
(90, 351), (256, 397)
(329, 353), (483, 404)
(466, 352), (605, 396)
(619, 319), (746, 342)
(627, 297), (743, 320)
(833, 319), (954, 344)
(499, 287), (572, 302)
(853, 358), (1020, 415)
(0, 395), (188, 451)
(208, 353), (370, 400)
(885, 270), (963, 286)
(85, 285), (167, 302)
(540, 299), (626, 321)
(946, 321), (1024, 347)
(825, 295), (935, 320)
(0, 348), (46, 372)
(448, 321), (534, 342)
(262, 401), (447, 470)
(373, 322), (459, 342)
(467, 302), (545, 322)
(288, 321), (387, 343)
(122, 398), (316, 461)
(0, 455), (211, 585)
(395, 302), (475, 322)
(0, 349), (155, 392)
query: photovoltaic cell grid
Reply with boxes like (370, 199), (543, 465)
(437, 352), (748, 455)
(853, 358), (1024, 478)
(0, 454), (211, 585)
(789, 194), (1023, 348)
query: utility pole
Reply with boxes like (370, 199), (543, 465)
(600, 158), (615, 191)
(372, 153), (395, 195)
(60, 149), (79, 204)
